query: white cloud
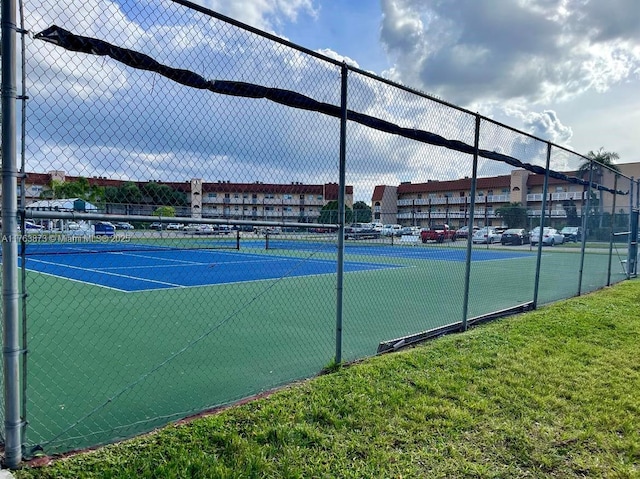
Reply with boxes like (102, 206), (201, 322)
(379, 0), (640, 109)
(192, 0), (317, 32)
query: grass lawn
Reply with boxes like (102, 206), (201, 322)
(13, 280), (640, 478)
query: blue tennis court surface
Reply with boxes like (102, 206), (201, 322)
(19, 239), (533, 292)
(21, 248), (398, 292)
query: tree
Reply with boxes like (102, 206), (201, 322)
(142, 182), (187, 207)
(577, 148), (620, 178)
(496, 202), (527, 228)
(577, 148), (621, 228)
(562, 199), (580, 226)
(153, 206), (175, 217)
(352, 201), (372, 223)
(105, 182), (143, 204)
(319, 200), (353, 224)
(40, 177), (105, 205)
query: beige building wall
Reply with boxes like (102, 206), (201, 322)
(510, 170), (529, 205)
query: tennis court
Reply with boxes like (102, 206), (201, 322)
(18, 235), (618, 455)
(20, 244), (396, 292)
(19, 236), (535, 292)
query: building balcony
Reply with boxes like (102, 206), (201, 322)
(398, 194), (510, 207)
(527, 191), (586, 202)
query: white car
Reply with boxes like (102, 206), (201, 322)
(381, 224), (402, 236)
(166, 223), (184, 230)
(472, 227), (501, 244)
(20, 221), (44, 231)
(530, 227), (564, 246)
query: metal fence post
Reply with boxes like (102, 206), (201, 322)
(606, 174), (618, 286)
(335, 63), (348, 365)
(461, 115), (480, 331)
(577, 162), (595, 296)
(628, 178), (637, 278)
(532, 143), (552, 309)
(2, 0), (24, 467)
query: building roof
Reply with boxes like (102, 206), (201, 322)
(371, 185), (386, 202)
(23, 172), (354, 199)
(25, 198), (99, 211)
(396, 175), (511, 195)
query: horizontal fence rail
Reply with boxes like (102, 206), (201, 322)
(1, 0), (638, 466)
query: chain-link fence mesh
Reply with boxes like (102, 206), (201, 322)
(1, 0), (637, 459)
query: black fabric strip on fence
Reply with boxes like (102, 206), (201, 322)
(34, 25), (627, 196)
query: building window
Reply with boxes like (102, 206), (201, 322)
(208, 193), (217, 198)
(317, 195), (323, 200)
(284, 194), (293, 200)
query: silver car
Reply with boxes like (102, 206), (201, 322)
(530, 227), (564, 246)
(472, 227), (501, 244)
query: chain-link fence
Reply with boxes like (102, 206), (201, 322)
(1, 0), (637, 464)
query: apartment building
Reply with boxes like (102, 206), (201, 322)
(11, 171), (353, 224)
(373, 165), (639, 229)
(193, 180), (353, 223)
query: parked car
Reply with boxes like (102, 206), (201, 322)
(501, 228), (530, 245)
(308, 226), (332, 233)
(21, 221), (44, 231)
(114, 222), (134, 230)
(381, 224), (403, 237)
(400, 226), (421, 236)
(193, 225), (215, 235)
(182, 224), (200, 232)
(345, 223), (380, 240)
(149, 222), (164, 230)
(260, 226), (282, 235)
(455, 225), (479, 239)
(530, 227), (565, 246)
(66, 221), (80, 230)
(472, 227), (501, 244)
(166, 223), (184, 230)
(560, 226), (582, 242)
(94, 221), (115, 237)
(421, 224), (457, 243)
(233, 225), (256, 232)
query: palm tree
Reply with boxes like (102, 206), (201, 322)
(577, 147), (620, 178)
(577, 148), (621, 229)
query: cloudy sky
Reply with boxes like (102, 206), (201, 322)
(198, 0), (639, 162)
(24, 0), (640, 201)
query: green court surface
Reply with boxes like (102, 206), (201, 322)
(18, 240), (623, 455)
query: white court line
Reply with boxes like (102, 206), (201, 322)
(98, 257), (285, 270)
(27, 257), (184, 288)
(23, 268), (131, 293)
(110, 250), (206, 265)
(120, 264), (408, 293)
